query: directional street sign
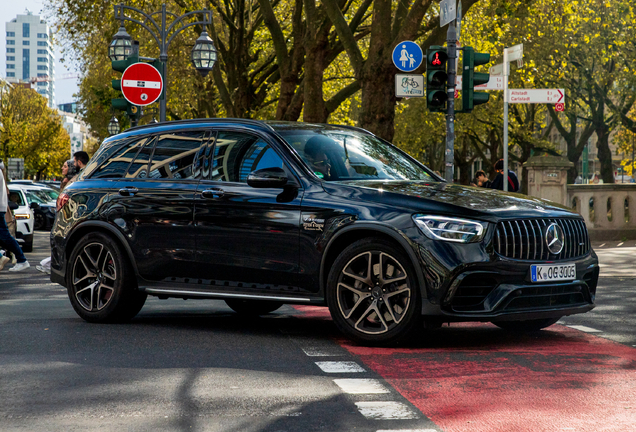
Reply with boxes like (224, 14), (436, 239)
(505, 44), (523, 62)
(121, 62), (163, 107)
(440, 0), (457, 27)
(456, 75), (505, 90)
(490, 63), (504, 76)
(395, 74), (424, 97)
(507, 89), (565, 104)
(392, 41), (423, 72)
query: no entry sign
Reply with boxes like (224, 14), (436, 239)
(121, 63), (163, 106)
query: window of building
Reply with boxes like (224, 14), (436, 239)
(146, 131), (207, 180)
(37, 73), (47, 77)
(37, 49), (47, 55)
(37, 81), (47, 86)
(22, 40), (30, 46)
(6, 72), (15, 77)
(6, 56), (15, 61)
(7, 40), (15, 45)
(6, 64), (14, 69)
(37, 57), (47, 62)
(37, 41), (47, 47)
(23, 49), (30, 80)
(6, 31), (15, 37)
(23, 23), (30, 38)
(37, 33), (47, 39)
(37, 65), (47, 71)
(7, 48), (15, 53)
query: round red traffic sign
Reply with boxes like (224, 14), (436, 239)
(555, 103), (565, 112)
(121, 63), (163, 106)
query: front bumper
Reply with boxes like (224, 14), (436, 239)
(415, 239), (599, 322)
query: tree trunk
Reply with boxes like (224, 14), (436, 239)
(302, 0), (328, 123)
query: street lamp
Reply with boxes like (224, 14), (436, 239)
(191, 31), (217, 77)
(111, 3), (213, 122)
(108, 25), (132, 62)
(107, 116), (120, 136)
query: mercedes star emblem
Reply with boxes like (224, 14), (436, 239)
(545, 223), (565, 254)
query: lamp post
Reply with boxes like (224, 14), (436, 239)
(107, 116), (120, 136)
(110, 3), (216, 122)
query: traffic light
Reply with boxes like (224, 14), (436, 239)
(111, 43), (140, 123)
(462, 46), (491, 112)
(426, 46), (448, 113)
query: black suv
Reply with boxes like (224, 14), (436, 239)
(51, 119), (599, 344)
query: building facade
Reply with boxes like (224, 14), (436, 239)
(5, 10), (55, 108)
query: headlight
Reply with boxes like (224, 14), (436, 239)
(15, 214), (31, 220)
(413, 215), (486, 243)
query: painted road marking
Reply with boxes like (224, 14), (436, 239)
(618, 242), (624, 247)
(356, 401), (420, 420)
(315, 361), (365, 373)
(567, 325), (602, 333)
(599, 243), (606, 247)
(302, 347), (344, 357)
(333, 379), (390, 394)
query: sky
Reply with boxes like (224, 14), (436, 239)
(1, 0), (80, 105)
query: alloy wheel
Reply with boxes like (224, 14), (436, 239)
(72, 243), (117, 312)
(336, 251), (411, 335)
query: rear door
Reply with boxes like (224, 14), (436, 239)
(109, 130), (207, 282)
(193, 130), (303, 288)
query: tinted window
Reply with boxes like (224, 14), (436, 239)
(8, 191), (24, 206)
(147, 131), (206, 180)
(91, 137), (153, 179)
(125, 138), (155, 179)
(210, 132), (283, 182)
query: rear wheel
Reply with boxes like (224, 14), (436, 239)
(224, 299), (283, 315)
(493, 317), (560, 332)
(67, 232), (146, 323)
(326, 238), (421, 345)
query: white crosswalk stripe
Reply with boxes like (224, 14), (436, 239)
(315, 361), (365, 373)
(355, 401), (420, 420)
(567, 325), (602, 333)
(333, 378), (390, 394)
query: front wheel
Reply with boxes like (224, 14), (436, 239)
(326, 238), (421, 345)
(67, 232), (146, 323)
(224, 299), (283, 315)
(493, 317), (560, 332)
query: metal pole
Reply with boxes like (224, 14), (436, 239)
(632, 133), (635, 182)
(445, 22), (457, 183)
(159, 3), (168, 122)
(502, 47), (509, 192)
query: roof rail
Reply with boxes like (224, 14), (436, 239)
(126, 117), (275, 132)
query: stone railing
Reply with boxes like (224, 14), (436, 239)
(567, 184), (636, 241)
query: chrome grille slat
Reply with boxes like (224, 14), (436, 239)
(493, 218), (590, 261)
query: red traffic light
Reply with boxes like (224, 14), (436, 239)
(427, 49), (448, 67)
(432, 53), (442, 66)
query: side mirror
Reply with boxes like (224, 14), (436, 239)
(30, 202), (40, 210)
(247, 167), (288, 188)
(8, 201), (18, 210)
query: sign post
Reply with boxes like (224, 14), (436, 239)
(443, 1), (459, 183)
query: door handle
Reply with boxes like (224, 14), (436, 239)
(201, 188), (225, 199)
(118, 187), (139, 196)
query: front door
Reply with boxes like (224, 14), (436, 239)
(194, 130), (303, 288)
(109, 130), (208, 282)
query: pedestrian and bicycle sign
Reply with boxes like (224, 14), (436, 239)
(395, 75), (424, 97)
(392, 41), (423, 72)
(121, 62), (163, 106)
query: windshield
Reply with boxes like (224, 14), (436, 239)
(38, 189), (59, 201)
(25, 191), (49, 205)
(276, 128), (436, 182)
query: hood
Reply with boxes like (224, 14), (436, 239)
(322, 180), (576, 221)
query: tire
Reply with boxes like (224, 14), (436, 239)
(225, 299), (283, 315)
(66, 232), (146, 323)
(493, 317), (560, 332)
(326, 238), (422, 345)
(22, 234), (34, 253)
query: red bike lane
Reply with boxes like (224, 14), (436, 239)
(293, 306), (636, 432)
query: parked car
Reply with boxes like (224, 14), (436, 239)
(9, 184), (58, 230)
(7, 188), (35, 252)
(50, 119), (599, 344)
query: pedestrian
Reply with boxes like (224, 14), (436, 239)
(488, 159), (520, 192)
(60, 159), (77, 192)
(0, 160), (30, 272)
(73, 151), (89, 171)
(473, 170), (492, 188)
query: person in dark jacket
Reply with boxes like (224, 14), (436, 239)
(488, 159), (520, 192)
(473, 170), (492, 188)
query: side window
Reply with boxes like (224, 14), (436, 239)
(147, 131), (206, 180)
(8, 191), (24, 206)
(91, 136), (152, 179)
(211, 131), (283, 182)
(125, 137), (155, 178)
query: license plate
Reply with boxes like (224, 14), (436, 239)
(531, 263), (576, 282)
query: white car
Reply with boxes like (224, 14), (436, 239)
(7, 188), (35, 252)
(9, 183), (59, 230)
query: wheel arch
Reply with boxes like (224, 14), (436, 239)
(65, 221), (139, 277)
(320, 223), (427, 299)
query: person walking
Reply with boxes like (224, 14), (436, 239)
(473, 170), (492, 188)
(488, 159), (520, 192)
(60, 159), (77, 192)
(73, 151), (89, 171)
(0, 160), (29, 271)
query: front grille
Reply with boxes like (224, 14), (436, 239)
(494, 218), (590, 261)
(501, 285), (588, 311)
